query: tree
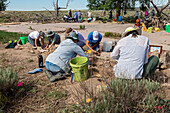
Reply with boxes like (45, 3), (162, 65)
(140, 0), (169, 28)
(54, 0), (69, 16)
(0, 0), (9, 11)
(87, 0), (137, 16)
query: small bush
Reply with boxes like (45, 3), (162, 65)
(65, 79), (162, 113)
(0, 68), (19, 93)
(104, 32), (122, 37)
(27, 59), (34, 63)
(104, 32), (113, 37)
(29, 26), (35, 30)
(102, 20), (107, 23)
(46, 89), (67, 100)
(80, 25), (85, 29)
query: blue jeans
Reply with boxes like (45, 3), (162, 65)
(28, 36), (41, 47)
(45, 61), (63, 73)
(89, 43), (99, 51)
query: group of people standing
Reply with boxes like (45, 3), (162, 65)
(64, 9), (82, 22)
(134, 9), (156, 28)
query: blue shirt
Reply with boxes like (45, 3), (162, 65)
(74, 12), (77, 18)
(87, 32), (102, 44)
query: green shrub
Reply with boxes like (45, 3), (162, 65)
(104, 32), (122, 37)
(82, 25), (85, 29)
(80, 25), (82, 29)
(65, 79), (161, 113)
(80, 25), (85, 29)
(0, 68), (19, 93)
(27, 59), (34, 63)
(104, 32), (113, 37)
(112, 32), (122, 37)
(46, 89), (67, 99)
(102, 20), (107, 23)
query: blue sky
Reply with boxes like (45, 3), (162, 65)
(7, 0), (88, 11)
(6, 0), (169, 11)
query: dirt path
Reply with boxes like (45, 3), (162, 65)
(0, 22), (170, 50)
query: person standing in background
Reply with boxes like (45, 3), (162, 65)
(135, 11), (139, 20)
(68, 9), (72, 18)
(74, 11), (78, 22)
(145, 10), (148, 17)
(77, 10), (82, 23)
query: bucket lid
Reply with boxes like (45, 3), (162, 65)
(70, 57), (88, 67)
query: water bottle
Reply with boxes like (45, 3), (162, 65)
(38, 55), (43, 68)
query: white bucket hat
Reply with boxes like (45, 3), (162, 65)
(122, 27), (141, 38)
(93, 31), (99, 40)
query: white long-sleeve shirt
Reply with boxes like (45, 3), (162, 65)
(111, 34), (149, 79)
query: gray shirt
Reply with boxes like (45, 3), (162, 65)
(77, 11), (81, 18)
(46, 39), (88, 72)
(111, 34), (149, 79)
(48, 33), (60, 45)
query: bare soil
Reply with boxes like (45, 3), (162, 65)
(0, 22), (169, 112)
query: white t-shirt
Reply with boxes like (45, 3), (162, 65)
(111, 35), (149, 79)
(28, 31), (40, 39)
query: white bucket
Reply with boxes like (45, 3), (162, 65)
(103, 41), (113, 52)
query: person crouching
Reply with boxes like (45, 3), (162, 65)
(45, 32), (88, 82)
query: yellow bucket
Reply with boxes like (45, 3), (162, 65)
(155, 27), (160, 32)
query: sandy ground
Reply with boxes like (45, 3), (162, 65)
(0, 22), (170, 50)
(0, 22), (169, 112)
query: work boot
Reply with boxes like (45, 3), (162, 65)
(45, 70), (53, 79)
(49, 72), (63, 82)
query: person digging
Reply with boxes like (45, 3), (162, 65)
(86, 31), (102, 54)
(65, 27), (86, 48)
(28, 31), (46, 48)
(45, 32), (88, 82)
(45, 31), (61, 50)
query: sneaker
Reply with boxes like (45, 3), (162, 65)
(49, 72), (63, 82)
(45, 70), (53, 79)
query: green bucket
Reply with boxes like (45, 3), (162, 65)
(147, 27), (153, 33)
(20, 37), (28, 45)
(70, 57), (88, 82)
(166, 25), (170, 33)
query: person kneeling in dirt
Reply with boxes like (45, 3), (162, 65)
(28, 31), (46, 48)
(45, 32), (88, 82)
(86, 31), (102, 53)
(45, 31), (61, 50)
(111, 27), (159, 79)
(65, 27), (86, 48)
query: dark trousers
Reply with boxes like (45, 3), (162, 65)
(142, 55), (159, 78)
